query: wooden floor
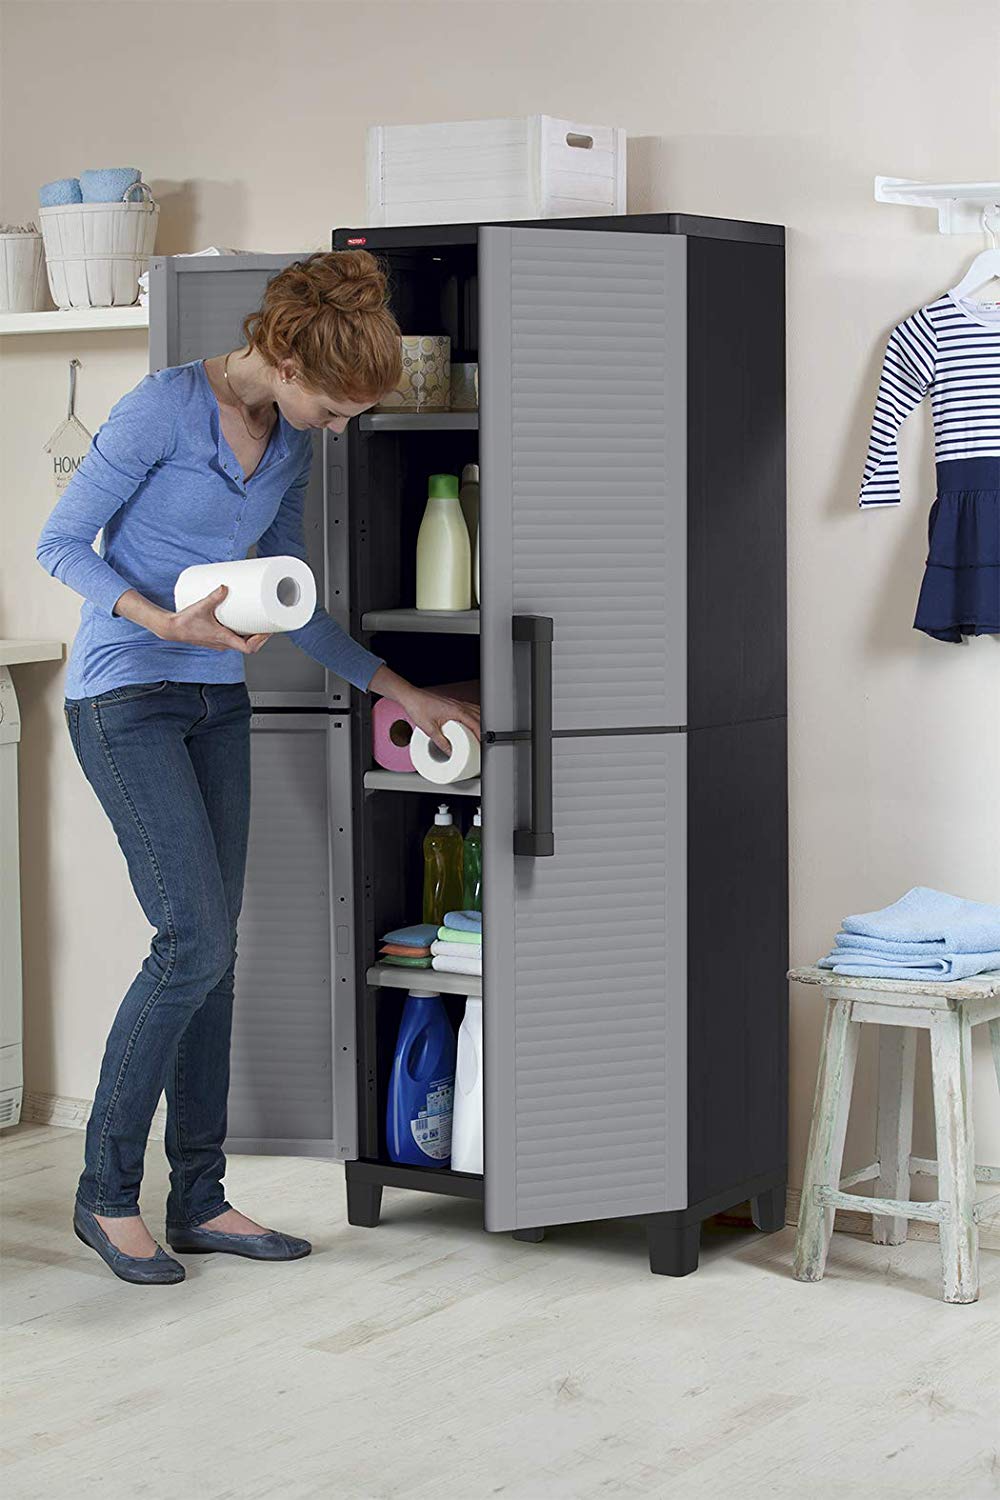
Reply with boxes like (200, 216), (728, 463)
(3, 1124), (999, 1499)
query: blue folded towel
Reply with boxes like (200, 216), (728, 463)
(80, 167), (142, 203)
(381, 922), (440, 949)
(39, 178), (82, 206)
(443, 910), (482, 932)
(840, 887), (1000, 954)
(818, 950), (1000, 982)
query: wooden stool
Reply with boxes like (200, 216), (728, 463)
(790, 965), (1000, 1304)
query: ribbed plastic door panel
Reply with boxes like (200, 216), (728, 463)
(226, 713), (357, 1158)
(482, 732), (687, 1229)
(479, 226), (689, 1229)
(147, 254), (336, 706)
(478, 226), (687, 735)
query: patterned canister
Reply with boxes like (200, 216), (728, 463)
(379, 335), (451, 411)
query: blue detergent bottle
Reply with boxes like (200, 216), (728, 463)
(386, 992), (457, 1168)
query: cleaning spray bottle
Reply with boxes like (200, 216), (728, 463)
(463, 805), (482, 912)
(386, 991), (457, 1167)
(422, 802), (464, 926)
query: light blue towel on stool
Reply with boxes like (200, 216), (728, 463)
(818, 950), (1000, 982)
(39, 178), (82, 206)
(840, 887), (1000, 954)
(443, 910), (482, 932)
(80, 167), (142, 203)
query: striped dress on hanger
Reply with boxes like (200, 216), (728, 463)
(859, 292), (1000, 642)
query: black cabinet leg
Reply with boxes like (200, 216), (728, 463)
(751, 1183), (786, 1233)
(512, 1227), (545, 1243)
(647, 1215), (700, 1276)
(346, 1178), (382, 1228)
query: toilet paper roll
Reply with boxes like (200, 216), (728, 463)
(174, 556), (316, 635)
(410, 720), (481, 784)
(372, 696), (418, 773)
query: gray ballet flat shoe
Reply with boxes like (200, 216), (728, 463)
(73, 1205), (186, 1285)
(166, 1224), (312, 1261)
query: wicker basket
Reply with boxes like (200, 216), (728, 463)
(39, 182), (159, 309)
(0, 230), (46, 312)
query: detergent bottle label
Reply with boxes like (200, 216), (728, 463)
(410, 1077), (454, 1160)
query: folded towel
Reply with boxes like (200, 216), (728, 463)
(840, 887), (1000, 955)
(381, 943), (432, 958)
(431, 939), (482, 958)
(443, 910), (482, 933)
(817, 950), (1000, 982)
(381, 923), (439, 948)
(437, 925), (482, 944)
(80, 167), (142, 203)
(39, 178), (82, 207)
(834, 932), (991, 959)
(431, 955), (482, 977)
(380, 954), (433, 969)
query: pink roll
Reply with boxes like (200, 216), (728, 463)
(372, 696), (417, 773)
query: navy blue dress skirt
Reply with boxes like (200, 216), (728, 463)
(915, 458), (1000, 642)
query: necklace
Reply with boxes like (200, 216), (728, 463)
(223, 352), (272, 441)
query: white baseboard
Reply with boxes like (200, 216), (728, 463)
(20, 1092), (998, 1252)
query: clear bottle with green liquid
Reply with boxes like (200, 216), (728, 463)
(422, 803), (464, 926)
(463, 805), (482, 912)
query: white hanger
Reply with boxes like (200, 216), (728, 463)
(949, 204), (1000, 301)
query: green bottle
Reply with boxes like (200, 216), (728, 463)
(463, 805), (482, 912)
(422, 803), (464, 926)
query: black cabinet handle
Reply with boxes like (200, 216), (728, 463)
(512, 615), (554, 857)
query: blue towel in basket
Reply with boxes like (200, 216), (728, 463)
(840, 887), (1000, 954)
(39, 178), (82, 206)
(80, 168), (142, 203)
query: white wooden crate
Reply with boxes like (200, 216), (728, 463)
(366, 115), (626, 227)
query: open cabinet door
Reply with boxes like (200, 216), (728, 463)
(479, 226), (689, 1231)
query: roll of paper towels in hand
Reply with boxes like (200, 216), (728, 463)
(372, 696), (417, 773)
(173, 556), (316, 635)
(410, 720), (481, 784)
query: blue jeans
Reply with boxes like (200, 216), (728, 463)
(63, 680), (251, 1228)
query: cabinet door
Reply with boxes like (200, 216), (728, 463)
(148, 254), (349, 708)
(482, 732), (687, 1230)
(226, 712), (358, 1158)
(478, 226), (687, 736)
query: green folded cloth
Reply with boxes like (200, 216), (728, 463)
(381, 954), (433, 968)
(437, 926), (482, 944)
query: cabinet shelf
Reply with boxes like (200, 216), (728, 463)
(360, 411), (478, 431)
(364, 770), (480, 796)
(362, 608), (480, 634)
(367, 962), (481, 997)
(0, 306), (149, 335)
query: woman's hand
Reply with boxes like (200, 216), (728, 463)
(159, 585), (270, 654)
(399, 685), (481, 755)
(113, 584), (269, 652)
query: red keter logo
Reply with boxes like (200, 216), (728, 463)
(346, 237), (367, 246)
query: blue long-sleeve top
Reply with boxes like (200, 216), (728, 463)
(36, 359), (386, 699)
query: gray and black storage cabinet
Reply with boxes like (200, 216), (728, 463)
(149, 210), (787, 1276)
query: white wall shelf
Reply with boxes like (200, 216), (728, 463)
(875, 177), (1000, 234)
(0, 306), (148, 335)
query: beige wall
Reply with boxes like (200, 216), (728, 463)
(2, 1), (998, 1189)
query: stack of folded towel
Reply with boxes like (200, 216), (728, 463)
(817, 887), (1000, 981)
(378, 922), (438, 970)
(431, 910), (482, 977)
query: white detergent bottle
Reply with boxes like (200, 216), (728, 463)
(416, 473), (471, 610)
(459, 463), (480, 605)
(451, 996), (483, 1174)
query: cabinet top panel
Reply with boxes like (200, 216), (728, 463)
(333, 211), (784, 253)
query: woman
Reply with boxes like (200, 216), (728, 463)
(36, 250), (480, 1285)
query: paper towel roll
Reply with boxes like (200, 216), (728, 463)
(372, 696), (417, 773)
(174, 556), (316, 635)
(410, 720), (481, 784)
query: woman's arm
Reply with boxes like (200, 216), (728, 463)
(258, 446), (480, 751)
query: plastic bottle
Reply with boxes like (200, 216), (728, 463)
(451, 996), (483, 1174)
(422, 802), (464, 926)
(459, 463), (480, 605)
(463, 805), (482, 912)
(386, 992), (457, 1168)
(416, 473), (471, 611)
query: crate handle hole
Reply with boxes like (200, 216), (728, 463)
(566, 133), (594, 149)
